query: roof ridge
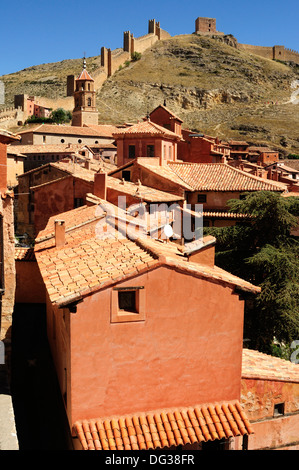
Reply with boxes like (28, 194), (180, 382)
(226, 163), (287, 189)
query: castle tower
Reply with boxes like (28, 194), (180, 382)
(72, 58), (98, 127)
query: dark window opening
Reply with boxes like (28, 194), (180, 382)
(87, 98), (91, 107)
(122, 170), (131, 181)
(78, 139), (82, 144)
(118, 291), (137, 313)
(74, 198), (84, 208)
(147, 145), (155, 158)
(202, 438), (229, 451)
(274, 403), (285, 417)
(197, 194), (207, 203)
(61, 139), (65, 143)
(128, 145), (136, 158)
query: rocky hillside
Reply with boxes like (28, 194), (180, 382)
(96, 34), (299, 154)
(1, 34), (298, 154)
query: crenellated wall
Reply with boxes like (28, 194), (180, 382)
(100, 19), (170, 79)
(238, 43), (299, 64)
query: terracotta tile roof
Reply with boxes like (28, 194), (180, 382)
(35, 204), (104, 242)
(283, 160), (299, 171)
(84, 124), (120, 137)
(106, 176), (184, 203)
(34, 203), (260, 306)
(17, 124), (112, 137)
(0, 129), (21, 144)
(136, 161), (193, 190)
(248, 146), (278, 153)
(229, 140), (249, 146)
(167, 162), (287, 192)
(8, 143), (86, 155)
(15, 247), (36, 261)
(202, 211), (250, 219)
(35, 218), (158, 305)
(150, 104), (184, 122)
(112, 120), (181, 140)
(76, 69), (94, 81)
(51, 160), (97, 182)
(6, 146), (27, 158)
(135, 236), (260, 295)
(242, 348), (299, 383)
(269, 163), (299, 174)
(73, 400), (253, 450)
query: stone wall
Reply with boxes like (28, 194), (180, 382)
(100, 19), (170, 79)
(238, 43), (299, 64)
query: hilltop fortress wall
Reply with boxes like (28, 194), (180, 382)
(1, 16), (298, 128)
(97, 16), (299, 83)
(99, 19), (171, 80)
(237, 43), (299, 63)
(194, 17), (299, 64)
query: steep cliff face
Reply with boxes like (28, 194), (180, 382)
(96, 35), (299, 153)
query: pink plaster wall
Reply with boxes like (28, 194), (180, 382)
(46, 264), (245, 427)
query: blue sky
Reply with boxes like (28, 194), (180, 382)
(1, 0), (298, 76)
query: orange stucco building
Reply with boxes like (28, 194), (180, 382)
(113, 118), (181, 168)
(32, 201), (262, 450)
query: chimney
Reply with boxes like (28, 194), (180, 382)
(85, 160), (91, 170)
(55, 220), (65, 247)
(94, 171), (107, 200)
(221, 155), (227, 164)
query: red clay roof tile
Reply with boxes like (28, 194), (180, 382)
(73, 401), (253, 450)
(167, 162), (287, 192)
(34, 202), (260, 306)
(242, 348), (299, 383)
(112, 119), (181, 140)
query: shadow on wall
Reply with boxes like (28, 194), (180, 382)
(10, 303), (72, 450)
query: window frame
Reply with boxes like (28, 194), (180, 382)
(111, 286), (145, 323)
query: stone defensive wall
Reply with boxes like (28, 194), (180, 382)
(99, 19), (171, 83)
(237, 43), (299, 64)
(0, 106), (24, 128)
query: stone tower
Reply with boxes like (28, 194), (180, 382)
(72, 58), (98, 127)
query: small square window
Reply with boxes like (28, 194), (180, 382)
(122, 170), (131, 181)
(118, 290), (137, 313)
(274, 403), (285, 417)
(111, 287), (145, 323)
(197, 194), (207, 203)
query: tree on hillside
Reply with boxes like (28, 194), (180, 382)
(50, 108), (72, 124)
(205, 191), (299, 356)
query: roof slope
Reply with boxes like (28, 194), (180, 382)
(34, 204), (260, 306)
(167, 162), (287, 192)
(112, 119), (180, 139)
(76, 69), (94, 81)
(73, 400), (253, 450)
(106, 176), (184, 203)
(17, 124), (114, 137)
(242, 348), (299, 383)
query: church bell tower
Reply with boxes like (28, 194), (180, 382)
(72, 58), (98, 127)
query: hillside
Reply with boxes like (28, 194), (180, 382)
(96, 35), (299, 154)
(1, 34), (298, 154)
